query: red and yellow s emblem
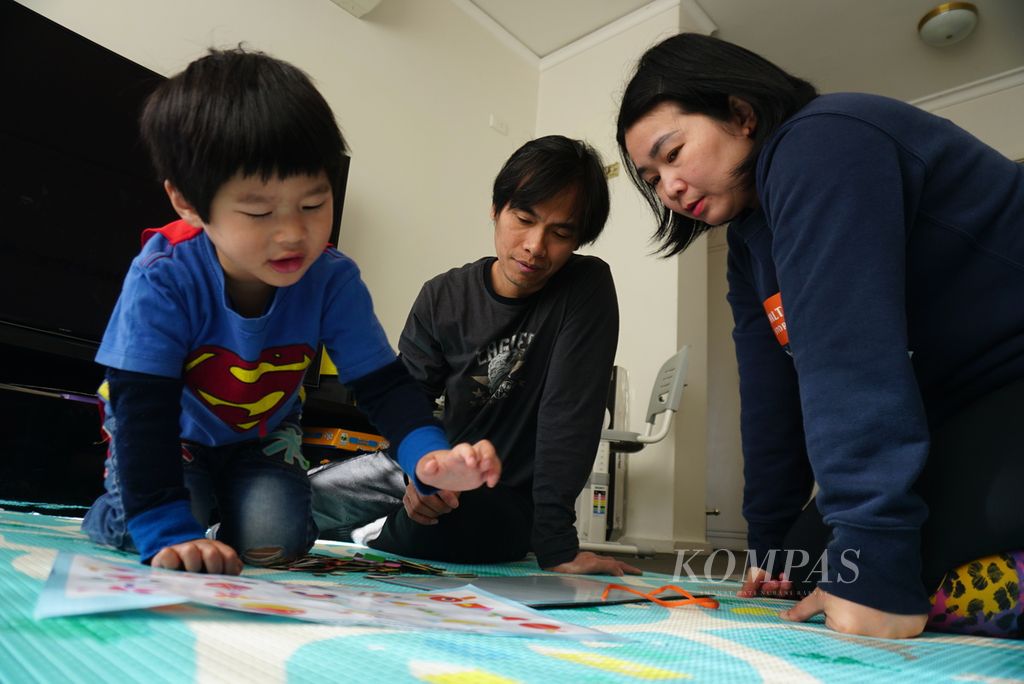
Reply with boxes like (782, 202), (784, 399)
(183, 344), (314, 434)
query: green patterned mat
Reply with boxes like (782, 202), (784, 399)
(1, 508), (1022, 683)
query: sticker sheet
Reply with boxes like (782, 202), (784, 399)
(35, 552), (618, 641)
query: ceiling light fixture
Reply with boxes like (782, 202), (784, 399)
(918, 2), (979, 47)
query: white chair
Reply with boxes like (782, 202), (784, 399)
(578, 346), (689, 556)
(600, 346), (689, 454)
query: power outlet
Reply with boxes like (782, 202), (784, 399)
(488, 114), (508, 136)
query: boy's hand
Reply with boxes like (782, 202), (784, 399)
(151, 538), (243, 575)
(415, 439), (501, 491)
(781, 586), (928, 638)
(403, 483), (460, 525)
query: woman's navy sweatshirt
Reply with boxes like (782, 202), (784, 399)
(727, 92), (1024, 614)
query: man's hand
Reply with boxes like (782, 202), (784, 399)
(403, 482), (460, 525)
(780, 586), (928, 638)
(415, 439), (501, 491)
(151, 538), (243, 575)
(547, 550), (643, 577)
(739, 566), (796, 599)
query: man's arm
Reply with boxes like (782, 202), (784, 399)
(396, 284), (451, 401)
(530, 259), (622, 571)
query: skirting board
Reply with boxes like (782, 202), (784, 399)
(607, 536), (713, 555)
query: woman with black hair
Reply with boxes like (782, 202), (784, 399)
(617, 32), (1024, 639)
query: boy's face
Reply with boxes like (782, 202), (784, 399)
(175, 171), (333, 311)
(490, 186), (580, 299)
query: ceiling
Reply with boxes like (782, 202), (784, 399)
(465, 0), (1024, 102)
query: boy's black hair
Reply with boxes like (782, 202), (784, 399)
(491, 135), (610, 247)
(615, 33), (818, 255)
(140, 47), (348, 227)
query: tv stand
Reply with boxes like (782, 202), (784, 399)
(0, 322), (100, 365)
(0, 341), (372, 512)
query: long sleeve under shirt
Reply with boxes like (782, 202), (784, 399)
(96, 221), (446, 562)
(398, 255), (619, 568)
(728, 93), (1024, 614)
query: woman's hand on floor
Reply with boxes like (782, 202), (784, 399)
(151, 538), (243, 575)
(781, 586), (928, 638)
(739, 566), (796, 598)
(547, 550), (643, 576)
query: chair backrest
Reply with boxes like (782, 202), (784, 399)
(643, 346), (689, 426)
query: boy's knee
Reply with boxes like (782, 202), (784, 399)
(241, 545), (294, 566)
(227, 522), (315, 566)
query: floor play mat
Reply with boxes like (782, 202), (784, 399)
(2, 507), (1022, 683)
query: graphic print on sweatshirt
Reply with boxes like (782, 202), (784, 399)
(182, 343), (315, 434)
(763, 292), (788, 347)
(469, 331), (536, 406)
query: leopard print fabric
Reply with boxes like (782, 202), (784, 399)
(927, 550), (1023, 639)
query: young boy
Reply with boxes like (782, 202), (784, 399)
(82, 48), (500, 575)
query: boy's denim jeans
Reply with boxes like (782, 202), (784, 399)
(82, 411), (318, 566)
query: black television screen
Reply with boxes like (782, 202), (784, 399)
(1, 1), (349, 388)
(1, 1), (175, 358)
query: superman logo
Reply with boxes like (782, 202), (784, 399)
(183, 344), (314, 434)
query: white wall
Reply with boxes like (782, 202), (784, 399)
(912, 69), (1024, 161)
(536, 5), (699, 550)
(17, 0), (539, 341)
(705, 229), (746, 549)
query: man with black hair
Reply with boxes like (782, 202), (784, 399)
(312, 136), (641, 576)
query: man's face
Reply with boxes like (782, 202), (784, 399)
(490, 187), (580, 299)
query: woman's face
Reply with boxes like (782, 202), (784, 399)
(624, 100), (757, 226)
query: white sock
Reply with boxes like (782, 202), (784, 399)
(351, 516), (387, 546)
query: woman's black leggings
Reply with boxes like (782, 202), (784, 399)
(784, 376), (1024, 595)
